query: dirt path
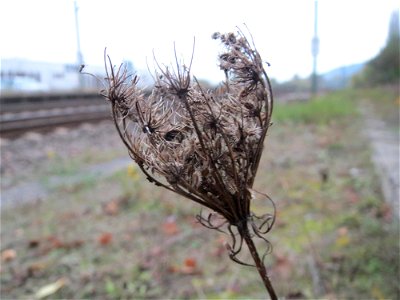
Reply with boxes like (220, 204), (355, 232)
(0, 157), (131, 207)
(360, 104), (399, 219)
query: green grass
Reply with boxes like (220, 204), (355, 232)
(273, 90), (357, 124)
(357, 85), (399, 133)
(1, 87), (399, 299)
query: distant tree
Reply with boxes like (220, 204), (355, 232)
(353, 10), (399, 87)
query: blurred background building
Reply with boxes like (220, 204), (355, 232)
(0, 58), (104, 91)
(0, 59), (104, 92)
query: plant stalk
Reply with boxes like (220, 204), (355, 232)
(239, 226), (278, 300)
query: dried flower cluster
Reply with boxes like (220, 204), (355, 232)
(100, 29), (277, 298)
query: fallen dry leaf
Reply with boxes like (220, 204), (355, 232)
(34, 277), (67, 299)
(167, 257), (201, 275)
(103, 200), (120, 216)
(47, 236), (64, 249)
(184, 257), (197, 268)
(43, 236), (84, 251)
(1, 249), (17, 262)
(181, 257), (200, 275)
(377, 202), (392, 221)
(64, 240), (84, 250)
(27, 262), (47, 276)
(162, 218), (179, 236)
(28, 239), (40, 248)
(98, 232), (113, 246)
(167, 265), (180, 273)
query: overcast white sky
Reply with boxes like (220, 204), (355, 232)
(0, 0), (398, 83)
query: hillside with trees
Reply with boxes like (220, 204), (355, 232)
(353, 10), (400, 87)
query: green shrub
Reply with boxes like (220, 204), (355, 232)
(273, 91), (357, 124)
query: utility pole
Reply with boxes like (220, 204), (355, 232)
(311, 0), (319, 96)
(74, 0), (84, 89)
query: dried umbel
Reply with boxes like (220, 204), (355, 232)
(101, 29), (277, 299)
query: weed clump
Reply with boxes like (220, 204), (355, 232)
(100, 29), (277, 298)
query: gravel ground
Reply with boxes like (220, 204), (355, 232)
(1, 121), (127, 191)
(360, 104), (400, 219)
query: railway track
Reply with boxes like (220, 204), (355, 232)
(0, 92), (111, 137)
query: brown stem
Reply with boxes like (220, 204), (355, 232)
(239, 225), (278, 300)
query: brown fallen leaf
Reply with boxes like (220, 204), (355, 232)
(98, 232), (113, 246)
(184, 257), (197, 268)
(167, 265), (180, 273)
(28, 239), (40, 248)
(181, 257), (201, 275)
(167, 257), (201, 275)
(286, 291), (305, 299)
(1, 249), (17, 262)
(65, 240), (84, 250)
(47, 236), (64, 249)
(27, 262), (47, 276)
(377, 202), (392, 221)
(103, 199), (120, 216)
(44, 236), (84, 250)
(162, 218), (180, 236)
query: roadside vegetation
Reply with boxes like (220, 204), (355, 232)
(1, 86), (398, 299)
(352, 10), (399, 88)
(274, 90), (357, 124)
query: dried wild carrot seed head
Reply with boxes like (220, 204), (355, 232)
(102, 29), (275, 265)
